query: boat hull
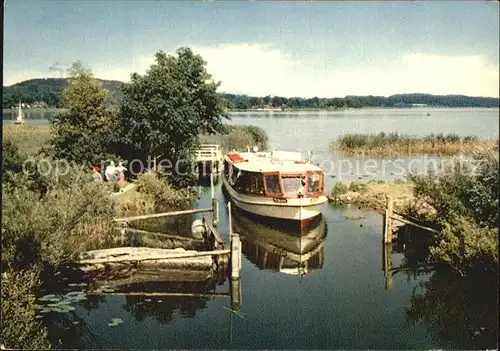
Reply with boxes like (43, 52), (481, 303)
(222, 173), (327, 229)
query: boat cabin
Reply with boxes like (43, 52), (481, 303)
(223, 152), (324, 199)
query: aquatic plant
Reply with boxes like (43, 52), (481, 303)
(331, 132), (497, 156)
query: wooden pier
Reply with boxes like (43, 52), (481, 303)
(194, 144), (223, 175)
(78, 195), (242, 309)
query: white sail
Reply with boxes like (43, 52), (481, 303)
(15, 102), (24, 124)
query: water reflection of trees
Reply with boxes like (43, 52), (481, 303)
(404, 269), (497, 348)
(121, 281), (218, 325)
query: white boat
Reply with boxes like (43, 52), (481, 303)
(222, 149), (328, 227)
(14, 102), (24, 124)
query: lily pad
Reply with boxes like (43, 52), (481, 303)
(35, 315), (44, 319)
(102, 288), (114, 293)
(107, 317), (124, 327)
(39, 309), (51, 313)
(38, 294), (56, 301)
(48, 298), (61, 302)
(34, 304), (44, 309)
(65, 291), (85, 297)
(69, 296), (87, 301)
(52, 307), (70, 313)
(78, 282), (88, 287)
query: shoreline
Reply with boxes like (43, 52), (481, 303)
(327, 180), (433, 216)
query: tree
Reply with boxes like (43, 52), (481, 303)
(115, 47), (230, 187)
(48, 61), (119, 165)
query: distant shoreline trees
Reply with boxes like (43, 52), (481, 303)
(3, 78), (499, 109)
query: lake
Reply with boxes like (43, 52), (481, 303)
(9, 108), (499, 349)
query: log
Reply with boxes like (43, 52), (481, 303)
(203, 216), (224, 248)
(78, 247), (230, 265)
(390, 215), (440, 234)
(86, 291), (230, 298)
(114, 207), (213, 222)
(115, 227), (204, 242)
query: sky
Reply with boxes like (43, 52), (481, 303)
(3, 1), (499, 98)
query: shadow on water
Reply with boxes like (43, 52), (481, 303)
(405, 269), (498, 349)
(386, 225), (498, 349)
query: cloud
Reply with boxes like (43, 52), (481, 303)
(4, 44), (499, 98)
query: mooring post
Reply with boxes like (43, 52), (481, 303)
(227, 202), (233, 236)
(383, 242), (393, 291)
(211, 172), (218, 227)
(230, 233), (241, 280)
(384, 195), (393, 244)
(230, 277), (242, 311)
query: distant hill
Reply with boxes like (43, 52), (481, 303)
(2, 78), (125, 108)
(3, 78), (499, 109)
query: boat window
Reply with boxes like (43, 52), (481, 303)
(265, 175), (281, 194)
(281, 175), (305, 194)
(249, 172), (265, 194)
(234, 171), (264, 195)
(307, 173), (322, 193)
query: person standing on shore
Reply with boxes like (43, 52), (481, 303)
(92, 167), (103, 183)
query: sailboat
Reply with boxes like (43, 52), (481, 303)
(14, 102), (24, 124)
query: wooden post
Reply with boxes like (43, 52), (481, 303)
(212, 198), (219, 228)
(383, 243), (393, 291)
(230, 277), (242, 311)
(227, 202), (233, 236)
(230, 233), (241, 280)
(384, 195), (393, 244)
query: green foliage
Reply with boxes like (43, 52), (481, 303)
(348, 180), (368, 193)
(200, 124), (269, 152)
(431, 217), (498, 274)
(2, 168), (115, 270)
(330, 181), (348, 198)
(1, 268), (51, 350)
(337, 132), (481, 150)
(49, 62), (119, 165)
(2, 77), (124, 108)
(223, 93), (499, 109)
(406, 150), (499, 273)
(135, 171), (195, 212)
(115, 48), (230, 187)
(4, 76), (500, 110)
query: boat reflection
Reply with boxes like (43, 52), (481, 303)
(231, 208), (327, 275)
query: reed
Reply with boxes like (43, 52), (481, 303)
(331, 132), (498, 156)
(2, 124), (52, 156)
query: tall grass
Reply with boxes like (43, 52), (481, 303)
(199, 124), (269, 151)
(2, 124), (52, 156)
(331, 132), (497, 156)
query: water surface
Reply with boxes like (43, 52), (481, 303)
(18, 108), (500, 349)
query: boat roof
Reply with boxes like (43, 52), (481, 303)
(225, 151), (323, 173)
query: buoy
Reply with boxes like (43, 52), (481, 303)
(191, 219), (206, 239)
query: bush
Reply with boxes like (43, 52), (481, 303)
(406, 150), (499, 273)
(0, 268), (51, 350)
(135, 171), (196, 212)
(431, 216), (498, 274)
(348, 181), (368, 193)
(2, 170), (116, 269)
(330, 181), (348, 198)
(199, 124), (269, 152)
